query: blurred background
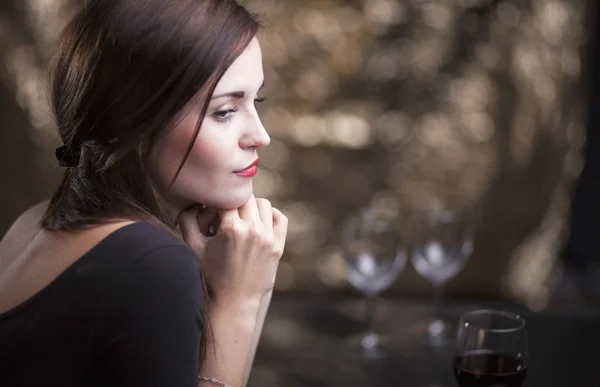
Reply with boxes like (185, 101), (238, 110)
(1, 0), (599, 311)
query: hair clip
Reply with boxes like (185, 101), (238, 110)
(55, 145), (78, 167)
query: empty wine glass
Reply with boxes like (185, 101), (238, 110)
(453, 310), (528, 387)
(411, 202), (473, 346)
(342, 208), (407, 359)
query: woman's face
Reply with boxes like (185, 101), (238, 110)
(154, 37), (270, 212)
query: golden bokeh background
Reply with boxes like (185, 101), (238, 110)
(0, 0), (593, 310)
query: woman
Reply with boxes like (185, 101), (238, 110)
(0, 0), (287, 386)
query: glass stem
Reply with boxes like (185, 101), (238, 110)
(364, 293), (377, 336)
(433, 282), (444, 321)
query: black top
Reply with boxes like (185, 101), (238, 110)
(0, 222), (204, 387)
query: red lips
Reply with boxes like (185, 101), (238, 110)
(234, 158), (259, 177)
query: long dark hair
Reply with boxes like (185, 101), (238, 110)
(40, 0), (260, 362)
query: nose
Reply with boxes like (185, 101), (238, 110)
(240, 112), (271, 149)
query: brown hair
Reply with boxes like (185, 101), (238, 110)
(42, 0), (260, 233)
(41, 0), (260, 362)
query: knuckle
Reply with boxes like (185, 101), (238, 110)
(267, 238), (281, 257)
(247, 225), (261, 238)
(271, 246), (281, 258)
(279, 211), (288, 221)
(257, 198), (272, 207)
(233, 222), (248, 236)
(274, 208), (287, 221)
(219, 223), (234, 235)
(256, 233), (270, 248)
(220, 221), (243, 237)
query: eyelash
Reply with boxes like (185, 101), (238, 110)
(213, 98), (266, 123)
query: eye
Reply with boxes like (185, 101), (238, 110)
(213, 108), (237, 123)
(254, 97), (266, 104)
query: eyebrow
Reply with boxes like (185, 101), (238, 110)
(211, 80), (265, 100)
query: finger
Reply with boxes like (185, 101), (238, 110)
(256, 198), (273, 230)
(196, 206), (219, 237)
(178, 205), (203, 245)
(272, 208), (288, 252)
(237, 195), (262, 226)
(217, 208), (241, 231)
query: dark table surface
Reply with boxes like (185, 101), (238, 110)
(249, 295), (600, 387)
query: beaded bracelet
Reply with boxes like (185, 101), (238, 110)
(198, 375), (232, 387)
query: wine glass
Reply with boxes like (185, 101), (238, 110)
(411, 203), (473, 345)
(342, 208), (407, 359)
(453, 309), (528, 387)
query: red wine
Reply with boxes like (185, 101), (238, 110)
(453, 350), (527, 387)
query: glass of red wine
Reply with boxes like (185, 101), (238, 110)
(453, 309), (528, 387)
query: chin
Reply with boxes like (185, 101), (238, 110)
(203, 189), (254, 210)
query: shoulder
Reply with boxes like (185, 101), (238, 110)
(100, 223), (205, 339)
(4, 200), (49, 234)
(0, 200), (48, 247)
(111, 241), (204, 316)
(99, 222), (202, 294)
(72, 222), (204, 320)
(92, 221), (194, 263)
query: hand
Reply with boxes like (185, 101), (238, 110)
(178, 204), (219, 257)
(179, 196), (288, 304)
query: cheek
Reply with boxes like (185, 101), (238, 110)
(168, 127), (232, 191)
(184, 140), (224, 174)
(169, 117), (201, 164)
(164, 116), (222, 174)
(155, 116), (251, 209)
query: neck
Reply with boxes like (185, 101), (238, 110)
(160, 193), (195, 226)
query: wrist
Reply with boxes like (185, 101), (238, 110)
(261, 289), (273, 304)
(208, 296), (261, 321)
